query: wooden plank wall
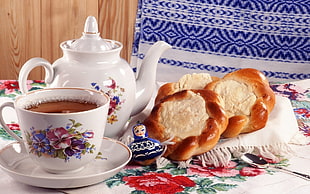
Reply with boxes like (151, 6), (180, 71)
(0, 0), (138, 79)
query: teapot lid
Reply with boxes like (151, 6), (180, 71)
(69, 16), (117, 52)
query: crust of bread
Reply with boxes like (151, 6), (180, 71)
(144, 89), (228, 161)
(205, 68), (275, 138)
(155, 83), (176, 105)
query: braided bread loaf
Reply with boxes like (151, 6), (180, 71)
(204, 68), (275, 138)
(143, 68), (275, 161)
(144, 89), (228, 161)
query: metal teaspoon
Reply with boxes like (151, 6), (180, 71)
(241, 153), (310, 181)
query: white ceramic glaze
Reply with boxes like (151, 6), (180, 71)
(0, 138), (131, 188)
(18, 16), (171, 138)
(0, 88), (110, 173)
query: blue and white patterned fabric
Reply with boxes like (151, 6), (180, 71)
(130, 0), (310, 82)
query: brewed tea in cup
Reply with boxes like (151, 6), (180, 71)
(0, 88), (110, 173)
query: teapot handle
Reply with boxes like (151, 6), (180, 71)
(18, 58), (54, 94)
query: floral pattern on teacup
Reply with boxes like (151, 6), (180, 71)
(26, 119), (96, 161)
(91, 77), (125, 124)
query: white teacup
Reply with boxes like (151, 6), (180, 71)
(0, 88), (109, 173)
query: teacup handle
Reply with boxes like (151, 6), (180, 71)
(18, 57), (54, 94)
(0, 102), (26, 152)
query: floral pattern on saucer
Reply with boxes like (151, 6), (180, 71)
(26, 119), (96, 161)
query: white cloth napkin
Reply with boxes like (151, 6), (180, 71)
(198, 95), (303, 167)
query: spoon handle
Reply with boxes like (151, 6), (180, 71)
(272, 166), (310, 181)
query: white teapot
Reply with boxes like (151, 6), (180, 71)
(18, 16), (171, 138)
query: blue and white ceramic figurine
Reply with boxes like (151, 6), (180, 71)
(129, 123), (164, 165)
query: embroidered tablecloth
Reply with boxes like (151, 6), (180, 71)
(0, 79), (309, 194)
(130, 0), (310, 82)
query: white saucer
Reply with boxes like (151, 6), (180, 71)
(0, 137), (131, 189)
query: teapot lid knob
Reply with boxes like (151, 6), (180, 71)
(84, 16), (98, 34)
(68, 16), (117, 52)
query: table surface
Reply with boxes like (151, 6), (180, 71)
(0, 79), (309, 194)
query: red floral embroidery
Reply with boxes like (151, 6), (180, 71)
(188, 161), (239, 177)
(271, 83), (308, 101)
(295, 108), (310, 118)
(7, 123), (20, 131)
(259, 155), (280, 164)
(123, 172), (195, 194)
(240, 167), (265, 176)
(0, 81), (19, 91)
(33, 80), (45, 83)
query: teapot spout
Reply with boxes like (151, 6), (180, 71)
(132, 41), (171, 116)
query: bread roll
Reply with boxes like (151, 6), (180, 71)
(204, 68), (275, 138)
(143, 89), (228, 161)
(155, 73), (215, 104)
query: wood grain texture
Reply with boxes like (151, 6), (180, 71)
(0, 0), (138, 80)
(41, 0), (98, 62)
(99, 0), (138, 63)
(0, 0), (41, 79)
